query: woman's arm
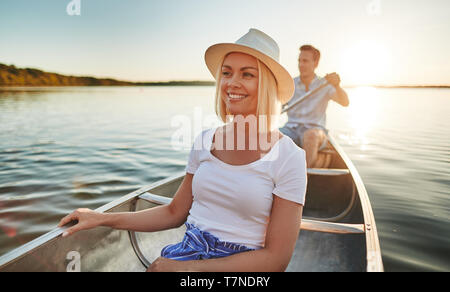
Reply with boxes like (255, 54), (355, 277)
(59, 173), (194, 237)
(148, 195), (303, 272)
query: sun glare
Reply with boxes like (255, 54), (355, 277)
(340, 40), (391, 86)
(346, 86), (380, 147)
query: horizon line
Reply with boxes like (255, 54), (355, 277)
(1, 62), (449, 89)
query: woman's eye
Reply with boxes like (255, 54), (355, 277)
(243, 72), (255, 78)
(222, 71), (231, 77)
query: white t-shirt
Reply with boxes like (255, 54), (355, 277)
(185, 127), (307, 249)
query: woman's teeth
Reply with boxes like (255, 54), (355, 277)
(228, 93), (248, 100)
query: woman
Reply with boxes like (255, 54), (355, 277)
(58, 29), (307, 272)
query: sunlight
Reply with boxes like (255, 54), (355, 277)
(340, 40), (391, 86)
(280, 86), (380, 150)
(346, 86), (380, 146)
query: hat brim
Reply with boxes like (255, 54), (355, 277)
(205, 43), (294, 105)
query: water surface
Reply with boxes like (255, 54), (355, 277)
(0, 86), (449, 271)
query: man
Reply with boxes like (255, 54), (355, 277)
(280, 45), (349, 168)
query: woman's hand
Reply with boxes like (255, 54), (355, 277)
(147, 257), (192, 272)
(58, 208), (105, 237)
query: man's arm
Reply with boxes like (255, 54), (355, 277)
(332, 86), (349, 107)
(326, 73), (349, 107)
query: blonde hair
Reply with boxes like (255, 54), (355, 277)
(214, 54), (281, 133)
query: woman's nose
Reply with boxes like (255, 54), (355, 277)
(227, 74), (242, 88)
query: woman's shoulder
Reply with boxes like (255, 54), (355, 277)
(279, 133), (305, 155)
(269, 134), (306, 182)
(274, 133), (306, 165)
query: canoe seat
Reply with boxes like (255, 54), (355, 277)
(139, 192), (172, 205)
(315, 147), (335, 168)
(318, 149), (335, 155)
(307, 168), (350, 176)
(301, 219), (365, 234)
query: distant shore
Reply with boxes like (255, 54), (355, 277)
(0, 63), (215, 87)
(1, 63), (448, 88)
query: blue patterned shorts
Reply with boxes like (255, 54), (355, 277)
(160, 223), (255, 261)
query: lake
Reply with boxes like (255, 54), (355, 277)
(0, 86), (449, 271)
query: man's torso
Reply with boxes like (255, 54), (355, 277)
(285, 75), (336, 130)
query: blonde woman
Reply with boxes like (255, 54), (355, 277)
(58, 29), (307, 272)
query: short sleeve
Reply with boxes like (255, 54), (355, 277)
(327, 85), (338, 101)
(185, 144), (199, 174)
(185, 130), (207, 174)
(272, 149), (307, 205)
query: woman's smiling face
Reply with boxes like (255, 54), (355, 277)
(220, 52), (259, 117)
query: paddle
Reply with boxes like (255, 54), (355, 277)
(281, 80), (330, 114)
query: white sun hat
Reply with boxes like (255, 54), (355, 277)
(205, 28), (294, 105)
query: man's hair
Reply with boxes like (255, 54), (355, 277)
(300, 45), (321, 62)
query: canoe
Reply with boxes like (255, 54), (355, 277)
(0, 134), (383, 272)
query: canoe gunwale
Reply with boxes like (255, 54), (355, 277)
(0, 172), (186, 270)
(327, 134), (384, 272)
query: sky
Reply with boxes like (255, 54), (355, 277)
(0, 0), (449, 86)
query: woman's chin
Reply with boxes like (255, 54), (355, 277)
(226, 111), (256, 118)
(226, 105), (256, 116)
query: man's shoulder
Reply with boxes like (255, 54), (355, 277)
(313, 74), (325, 83)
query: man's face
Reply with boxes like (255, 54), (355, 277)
(298, 50), (318, 77)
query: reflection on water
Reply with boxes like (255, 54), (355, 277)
(328, 87), (450, 271)
(0, 86), (449, 271)
(346, 86), (379, 147)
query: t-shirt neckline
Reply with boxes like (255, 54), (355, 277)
(207, 126), (287, 168)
